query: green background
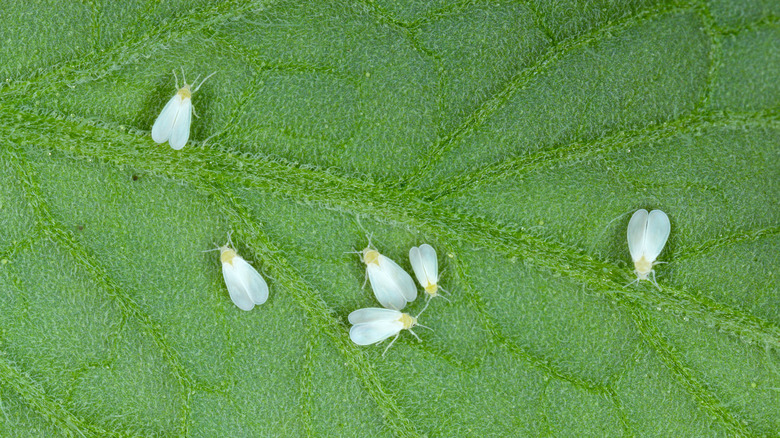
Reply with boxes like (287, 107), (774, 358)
(0, 0), (778, 436)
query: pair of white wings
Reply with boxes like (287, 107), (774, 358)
(222, 256), (268, 311)
(367, 254), (417, 310)
(367, 244), (440, 310)
(151, 93), (192, 150)
(627, 209), (670, 263)
(409, 244), (438, 288)
(348, 308), (405, 345)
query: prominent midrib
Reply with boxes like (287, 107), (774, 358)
(1, 104), (777, 353)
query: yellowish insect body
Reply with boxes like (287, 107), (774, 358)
(633, 256), (653, 280)
(216, 235), (268, 311)
(348, 307), (422, 356)
(627, 209), (671, 288)
(177, 85), (192, 100)
(220, 246), (236, 264)
(398, 312), (417, 330)
(361, 248), (380, 266)
(409, 244), (448, 312)
(151, 69), (215, 150)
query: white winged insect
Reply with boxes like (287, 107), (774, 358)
(358, 242), (417, 310)
(151, 68), (216, 150)
(409, 244), (449, 311)
(627, 209), (671, 288)
(349, 307), (426, 356)
(215, 233), (269, 311)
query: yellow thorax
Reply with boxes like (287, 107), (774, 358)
(220, 246), (236, 265)
(177, 85), (192, 100)
(398, 313), (417, 329)
(362, 248), (380, 266)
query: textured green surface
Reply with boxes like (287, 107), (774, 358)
(0, 0), (778, 436)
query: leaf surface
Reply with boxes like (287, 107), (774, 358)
(0, 0), (778, 436)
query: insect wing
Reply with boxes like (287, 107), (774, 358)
(367, 264), (406, 310)
(168, 97), (192, 150)
(378, 254), (417, 302)
(409, 246), (427, 287)
(410, 244), (438, 287)
(627, 209), (649, 261)
(643, 210), (670, 261)
(222, 262), (253, 311)
(348, 307), (401, 325)
(368, 255), (417, 310)
(349, 319), (404, 345)
(233, 256), (269, 305)
(151, 94), (183, 143)
(222, 255), (264, 311)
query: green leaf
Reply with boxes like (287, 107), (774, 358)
(0, 0), (778, 436)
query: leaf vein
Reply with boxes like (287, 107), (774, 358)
(404, 1), (696, 185)
(6, 143), (198, 436)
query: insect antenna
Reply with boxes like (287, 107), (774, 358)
(193, 71), (217, 92)
(417, 296), (433, 315)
